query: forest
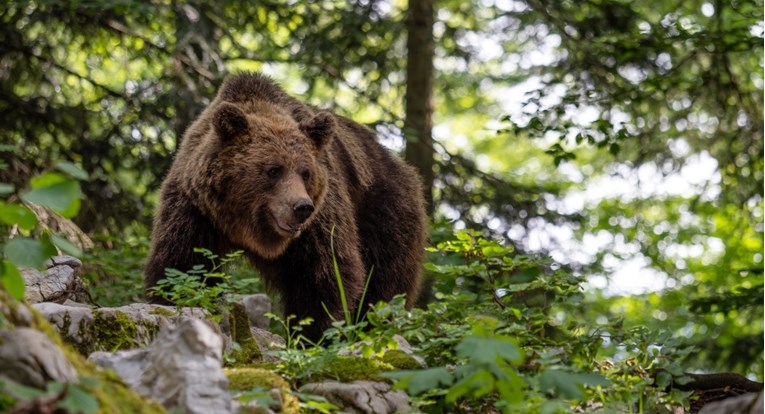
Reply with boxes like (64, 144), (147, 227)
(0, 0), (763, 413)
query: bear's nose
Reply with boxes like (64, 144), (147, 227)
(293, 199), (315, 223)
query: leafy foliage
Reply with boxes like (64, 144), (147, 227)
(149, 249), (260, 320)
(0, 159), (87, 299)
(1, 377), (100, 414)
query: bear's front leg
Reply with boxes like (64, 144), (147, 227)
(144, 185), (226, 303)
(270, 223), (366, 343)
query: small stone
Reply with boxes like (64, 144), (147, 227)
(0, 328), (78, 388)
(23, 256), (88, 304)
(46, 255), (83, 269)
(89, 348), (147, 388)
(242, 294), (272, 329)
(299, 380), (411, 414)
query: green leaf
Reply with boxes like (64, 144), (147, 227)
(0, 260), (25, 300)
(383, 367), (453, 395)
(539, 369), (583, 399)
(0, 183), (14, 195)
(54, 161), (89, 181)
(2, 378), (46, 399)
(456, 335), (523, 365)
(0, 202), (38, 230)
(446, 369), (494, 403)
(4, 236), (57, 269)
(50, 233), (83, 257)
(655, 371), (673, 388)
(495, 367), (525, 404)
(539, 369), (611, 400)
(29, 172), (67, 188)
(22, 180), (81, 218)
(56, 384), (99, 414)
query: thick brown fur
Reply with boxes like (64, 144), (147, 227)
(145, 73), (428, 341)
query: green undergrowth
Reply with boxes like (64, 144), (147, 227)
(253, 229), (698, 413)
(2, 225), (721, 413)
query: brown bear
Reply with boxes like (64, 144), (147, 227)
(144, 72), (428, 341)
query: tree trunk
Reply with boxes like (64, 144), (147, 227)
(404, 0), (436, 215)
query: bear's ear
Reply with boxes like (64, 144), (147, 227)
(300, 111), (336, 151)
(213, 102), (248, 141)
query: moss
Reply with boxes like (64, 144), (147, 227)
(72, 310), (139, 354)
(318, 356), (396, 383)
(56, 307), (162, 356)
(228, 302), (262, 365)
(148, 307), (175, 317)
(382, 349), (423, 370)
(137, 319), (161, 342)
(225, 367), (290, 391)
(0, 390), (16, 413)
(225, 368), (298, 414)
(0, 291), (165, 413)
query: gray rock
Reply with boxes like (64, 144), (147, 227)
(88, 348), (146, 388)
(390, 335), (426, 367)
(250, 327), (286, 362)
(242, 294), (272, 329)
(0, 328), (78, 388)
(34, 302), (209, 354)
(61, 299), (95, 308)
(23, 255), (88, 304)
(299, 380), (411, 414)
(90, 318), (232, 414)
(699, 392), (763, 414)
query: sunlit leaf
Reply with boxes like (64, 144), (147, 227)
(29, 172), (67, 188)
(22, 180), (81, 218)
(445, 369), (493, 403)
(0, 202), (38, 230)
(0, 260), (25, 300)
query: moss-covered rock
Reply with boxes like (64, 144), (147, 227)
(319, 356), (396, 383)
(228, 302), (262, 365)
(34, 302), (207, 355)
(0, 291), (165, 414)
(91, 310), (139, 351)
(381, 349), (424, 370)
(226, 367), (289, 391)
(225, 367), (298, 414)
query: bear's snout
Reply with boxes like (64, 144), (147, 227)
(293, 199), (315, 223)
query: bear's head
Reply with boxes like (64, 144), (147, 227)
(204, 100), (334, 259)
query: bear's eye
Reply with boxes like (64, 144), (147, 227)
(267, 166), (283, 179)
(301, 170), (311, 181)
